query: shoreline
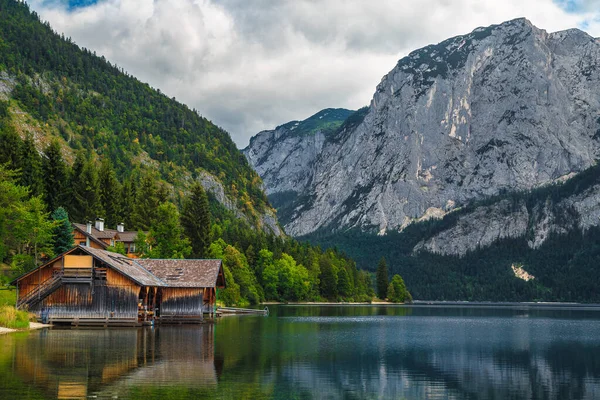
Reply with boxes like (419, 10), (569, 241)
(0, 322), (51, 335)
(262, 301), (396, 305)
(261, 300), (600, 308)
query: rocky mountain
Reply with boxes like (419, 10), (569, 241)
(246, 18), (600, 240)
(243, 108), (353, 223)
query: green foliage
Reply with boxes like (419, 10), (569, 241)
(319, 256), (338, 300)
(376, 257), (389, 299)
(0, 166), (55, 273)
(278, 108), (354, 137)
(42, 139), (68, 212)
(11, 196), (56, 273)
(131, 172), (162, 231)
(222, 244), (262, 305)
(107, 241), (127, 255)
(181, 183), (211, 258)
(51, 206), (73, 255)
(273, 254), (310, 301)
(337, 266), (351, 297)
(145, 203), (191, 259)
(18, 134), (43, 197)
(0, 305), (29, 329)
(0, 289), (15, 307)
(0, 120), (20, 167)
(387, 275), (412, 303)
(134, 231), (151, 258)
(98, 158), (122, 228)
(219, 265), (241, 307)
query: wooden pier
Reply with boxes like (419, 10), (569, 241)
(218, 306), (269, 316)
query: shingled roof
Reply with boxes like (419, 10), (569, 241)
(73, 223), (142, 244)
(136, 259), (225, 288)
(82, 246), (166, 287)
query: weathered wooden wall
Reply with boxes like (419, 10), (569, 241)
(160, 288), (204, 317)
(30, 269), (140, 320)
(18, 261), (61, 299)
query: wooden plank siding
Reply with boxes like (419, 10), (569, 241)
(30, 269), (141, 320)
(18, 261), (61, 299)
(34, 285), (139, 320)
(160, 288), (204, 317)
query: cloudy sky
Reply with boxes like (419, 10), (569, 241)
(29, 0), (600, 147)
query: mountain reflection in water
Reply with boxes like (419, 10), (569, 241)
(1, 305), (600, 399)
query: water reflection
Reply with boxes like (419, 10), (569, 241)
(2, 325), (217, 399)
(2, 306), (600, 399)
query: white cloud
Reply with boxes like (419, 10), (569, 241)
(29, 0), (600, 147)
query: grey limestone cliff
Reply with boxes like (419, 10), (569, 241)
(246, 18), (600, 238)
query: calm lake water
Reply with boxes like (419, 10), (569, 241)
(2, 305), (600, 399)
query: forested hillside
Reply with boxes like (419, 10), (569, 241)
(0, 0), (271, 227)
(0, 0), (379, 305)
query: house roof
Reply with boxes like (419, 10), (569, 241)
(82, 246), (165, 287)
(72, 224), (110, 249)
(117, 231), (138, 243)
(136, 259), (225, 288)
(73, 223), (141, 244)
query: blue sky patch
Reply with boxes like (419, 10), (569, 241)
(554, 0), (587, 13)
(41, 0), (101, 11)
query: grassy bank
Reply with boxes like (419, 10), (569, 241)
(0, 305), (29, 329)
(0, 289), (31, 330)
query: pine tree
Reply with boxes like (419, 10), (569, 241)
(376, 257), (389, 300)
(67, 152), (86, 222)
(70, 154), (101, 222)
(18, 133), (43, 196)
(131, 172), (160, 230)
(98, 158), (122, 227)
(51, 206), (73, 254)
(181, 182), (211, 258)
(79, 159), (101, 221)
(148, 203), (191, 259)
(42, 139), (68, 212)
(0, 123), (21, 168)
(120, 178), (135, 228)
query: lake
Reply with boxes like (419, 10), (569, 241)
(2, 304), (600, 399)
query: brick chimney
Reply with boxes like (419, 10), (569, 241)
(117, 223), (125, 233)
(95, 218), (104, 232)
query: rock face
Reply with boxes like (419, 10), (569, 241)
(245, 18), (600, 237)
(412, 181), (600, 256)
(196, 170), (283, 237)
(243, 108), (353, 224)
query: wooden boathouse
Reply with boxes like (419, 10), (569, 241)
(12, 245), (226, 326)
